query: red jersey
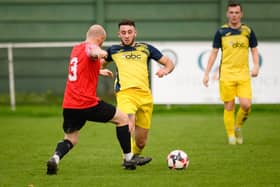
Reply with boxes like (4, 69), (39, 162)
(63, 42), (100, 109)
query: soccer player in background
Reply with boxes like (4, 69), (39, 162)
(203, 1), (259, 144)
(105, 19), (174, 165)
(46, 24), (138, 175)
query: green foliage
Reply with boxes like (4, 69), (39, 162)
(0, 105), (280, 187)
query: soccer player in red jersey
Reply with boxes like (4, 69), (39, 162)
(46, 25), (137, 175)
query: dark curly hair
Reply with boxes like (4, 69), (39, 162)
(118, 19), (136, 28)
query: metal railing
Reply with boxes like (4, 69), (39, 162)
(0, 41), (115, 111)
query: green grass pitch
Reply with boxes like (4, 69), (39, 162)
(0, 105), (279, 187)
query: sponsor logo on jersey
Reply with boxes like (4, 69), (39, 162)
(231, 41), (246, 48)
(123, 53), (141, 59)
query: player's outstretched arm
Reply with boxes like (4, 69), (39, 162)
(89, 46), (108, 60)
(203, 48), (219, 87)
(156, 56), (175, 78)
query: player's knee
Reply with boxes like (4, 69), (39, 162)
(241, 102), (251, 112)
(114, 109), (129, 126)
(224, 101), (235, 111)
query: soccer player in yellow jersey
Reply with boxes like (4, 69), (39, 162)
(203, 1), (259, 145)
(105, 19), (174, 165)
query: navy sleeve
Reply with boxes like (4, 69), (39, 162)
(147, 44), (163, 61)
(213, 30), (221, 49)
(106, 47), (113, 62)
(249, 29), (258, 48)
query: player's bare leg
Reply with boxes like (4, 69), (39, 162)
(134, 126), (148, 152)
(127, 114), (152, 166)
(132, 125), (152, 165)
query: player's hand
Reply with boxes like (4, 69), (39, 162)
(251, 65), (259, 77)
(156, 68), (169, 78)
(203, 74), (209, 87)
(99, 69), (113, 78)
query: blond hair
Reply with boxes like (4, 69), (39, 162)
(86, 24), (106, 40)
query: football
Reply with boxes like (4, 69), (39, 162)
(167, 150), (189, 169)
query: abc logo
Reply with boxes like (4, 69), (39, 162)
(125, 54), (141, 59)
(232, 42), (246, 48)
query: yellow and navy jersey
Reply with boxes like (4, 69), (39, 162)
(213, 24), (258, 81)
(106, 42), (163, 92)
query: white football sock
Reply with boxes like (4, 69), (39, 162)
(53, 154), (60, 164)
(124, 153), (133, 161)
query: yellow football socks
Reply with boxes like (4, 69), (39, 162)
(224, 109), (235, 137)
(131, 137), (142, 155)
(236, 107), (251, 128)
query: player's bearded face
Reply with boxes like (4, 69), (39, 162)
(118, 25), (136, 46)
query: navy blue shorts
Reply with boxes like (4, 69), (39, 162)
(62, 100), (116, 133)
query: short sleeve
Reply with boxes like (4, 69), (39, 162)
(147, 44), (163, 61)
(106, 47), (113, 62)
(213, 30), (221, 49)
(249, 29), (258, 48)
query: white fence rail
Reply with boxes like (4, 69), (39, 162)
(0, 42), (115, 111)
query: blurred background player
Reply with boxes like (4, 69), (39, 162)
(203, 1), (259, 144)
(105, 19), (174, 165)
(46, 24), (137, 175)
